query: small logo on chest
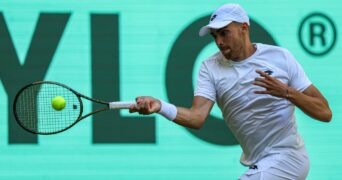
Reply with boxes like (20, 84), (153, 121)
(264, 70), (273, 75)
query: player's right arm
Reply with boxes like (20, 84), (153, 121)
(173, 96), (214, 129)
(129, 96), (214, 129)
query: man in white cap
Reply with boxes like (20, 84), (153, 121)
(129, 3), (332, 179)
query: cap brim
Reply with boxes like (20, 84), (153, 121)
(198, 20), (233, 36)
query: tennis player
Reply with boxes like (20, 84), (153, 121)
(130, 3), (332, 179)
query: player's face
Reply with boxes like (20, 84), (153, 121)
(210, 23), (245, 61)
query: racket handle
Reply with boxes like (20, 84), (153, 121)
(109, 101), (136, 109)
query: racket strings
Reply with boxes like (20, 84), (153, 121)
(15, 83), (81, 134)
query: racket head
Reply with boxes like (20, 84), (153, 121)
(13, 81), (83, 135)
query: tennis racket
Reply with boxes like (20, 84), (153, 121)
(13, 81), (135, 135)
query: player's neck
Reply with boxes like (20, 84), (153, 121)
(246, 43), (256, 58)
(233, 43), (256, 62)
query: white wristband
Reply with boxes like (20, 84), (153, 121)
(158, 100), (177, 121)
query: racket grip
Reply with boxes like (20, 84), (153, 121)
(109, 101), (136, 109)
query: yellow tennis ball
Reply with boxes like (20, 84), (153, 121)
(51, 96), (66, 111)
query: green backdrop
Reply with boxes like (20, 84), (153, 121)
(0, 0), (341, 179)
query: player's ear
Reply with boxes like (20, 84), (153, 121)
(241, 23), (249, 32)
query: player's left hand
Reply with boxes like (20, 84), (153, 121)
(253, 70), (289, 98)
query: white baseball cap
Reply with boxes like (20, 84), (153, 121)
(199, 4), (250, 36)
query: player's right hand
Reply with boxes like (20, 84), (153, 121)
(129, 96), (161, 115)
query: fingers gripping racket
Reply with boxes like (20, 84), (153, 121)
(13, 81), (135, 135)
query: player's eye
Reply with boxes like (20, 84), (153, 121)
(220, 30), (229, 37)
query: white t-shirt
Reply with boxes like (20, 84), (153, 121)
(195, 43), (312, 166)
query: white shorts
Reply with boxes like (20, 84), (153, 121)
(239, 149), (310, 180)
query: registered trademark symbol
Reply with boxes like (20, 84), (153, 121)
(298, 12), (337, 56)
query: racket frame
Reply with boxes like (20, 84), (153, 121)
(13, 81), (111, 135)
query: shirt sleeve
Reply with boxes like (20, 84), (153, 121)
(194, 62), (216, 102)
(286, 50), (312, 92)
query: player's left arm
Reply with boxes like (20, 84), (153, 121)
(287, 84), (332, 122)
(254, 70), (332, 122)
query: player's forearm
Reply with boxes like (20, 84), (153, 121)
(287, 88), (332, 122)
(172, 107), (206, 129)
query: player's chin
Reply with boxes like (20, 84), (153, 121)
(221, 51), (232, 59)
